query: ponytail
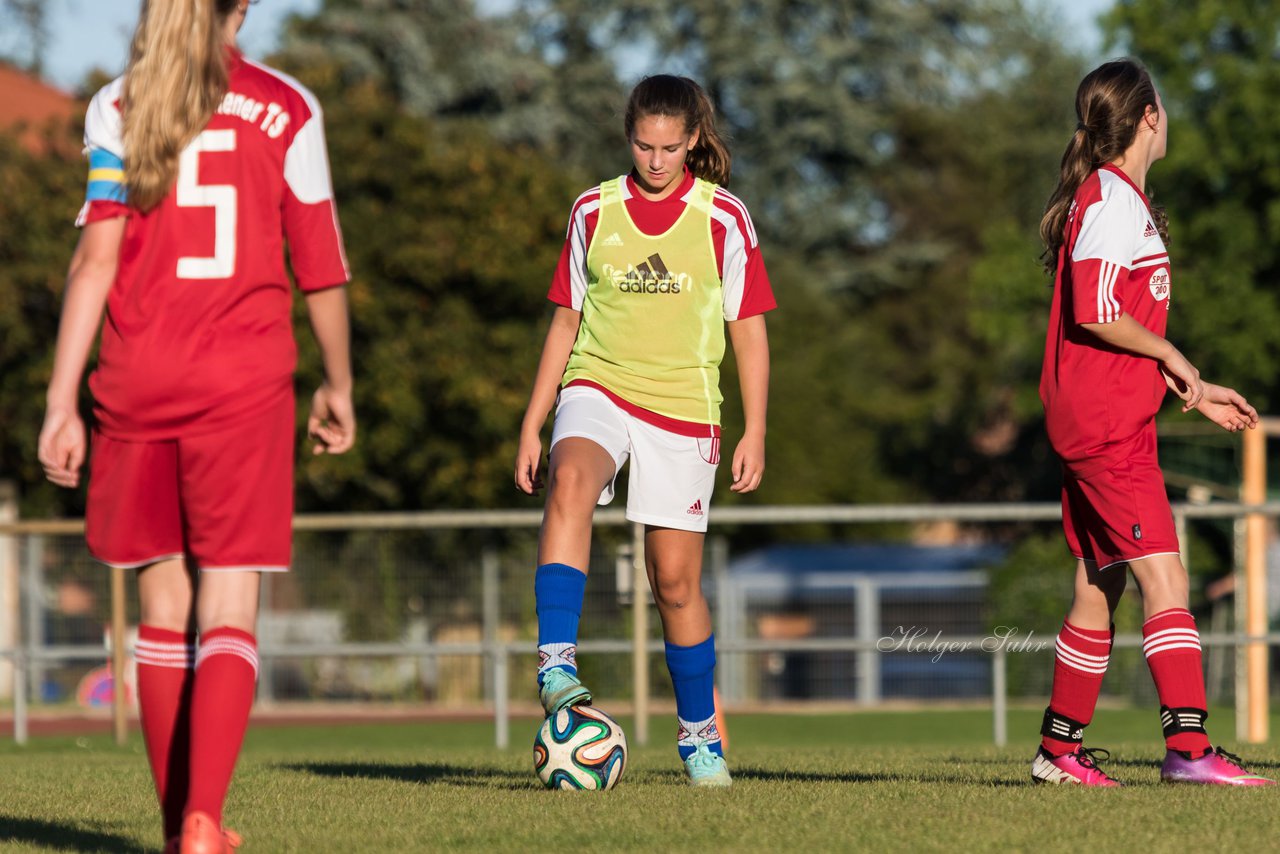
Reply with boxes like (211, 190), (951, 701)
(1039, 126), (1098, 271)
(625, 75), (732, 185)
(1040, 58), (1167, 272)
(122, 0), (240, 211)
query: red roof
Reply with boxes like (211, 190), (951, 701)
(0, 62), (78, 153)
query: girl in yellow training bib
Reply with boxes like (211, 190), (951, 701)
(515, 74), (775, 787)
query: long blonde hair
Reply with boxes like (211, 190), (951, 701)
(625, 75), (732, 185)
(122, 0), (240, 211)
(1040, 58), (1168, 272)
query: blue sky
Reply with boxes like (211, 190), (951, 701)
(19, 0), (1115, 92)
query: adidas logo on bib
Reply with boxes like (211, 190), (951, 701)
(601, 232), (624, 246)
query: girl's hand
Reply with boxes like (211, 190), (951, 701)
(515, 428), (545, 494)
(1195, 382), (1259, 433)
(1160, 350), (1203, 411)
(308, 384), (356, 455)
(37, 406), (87, 488)
(730, 432), (765, 494)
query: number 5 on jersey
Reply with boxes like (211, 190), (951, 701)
(176, 129), (237, 280)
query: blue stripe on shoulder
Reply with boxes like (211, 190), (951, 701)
(88, 148), (124, 170)
(86, 181), (127, 203)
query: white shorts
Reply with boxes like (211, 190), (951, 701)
(550, 385), (720, 533)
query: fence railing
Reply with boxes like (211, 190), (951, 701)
(3, 500), (1280, 749)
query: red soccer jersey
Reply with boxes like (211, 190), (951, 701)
(1040, 164), (1172, 476)
(77, 51), (349, 440)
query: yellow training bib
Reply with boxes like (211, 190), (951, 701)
(563, 177), (725, 425)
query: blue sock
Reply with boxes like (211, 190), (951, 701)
(535, 563), (587, 686)
(666, 634), (722, 759)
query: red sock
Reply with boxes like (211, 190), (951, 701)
(1041, 620), (1111, 755)
(185, 627), (258, 824)
(135, 625), (196, 839)
(1143, 608), (1211, 756)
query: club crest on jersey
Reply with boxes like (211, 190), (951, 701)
(1144, 220), (1158, 239)
(1148, 267), (1170, 302)
(601, 253), (688, 294)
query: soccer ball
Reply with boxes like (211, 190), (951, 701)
(533, 705), (628, 790)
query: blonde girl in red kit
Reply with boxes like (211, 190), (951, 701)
(1033, 58), (1269, 787)
(38, 1), (355, 849)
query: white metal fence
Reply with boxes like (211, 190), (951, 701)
(2, 500), (1280, 749)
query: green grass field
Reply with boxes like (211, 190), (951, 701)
(4, 708), (1280, 852)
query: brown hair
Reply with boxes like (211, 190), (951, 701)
(624, 75), (732, 185)
(1039, 58), (1168, 272)
(122, 0), (241, 211)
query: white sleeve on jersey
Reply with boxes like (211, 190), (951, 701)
(1070, 183), (1140, 268)
(83, 77), (125, 157)
(566, 190), (601, 311)
(283, 103), (336, 204)
(712, 188), (758, 321)
(1069, 176), (1145, 324)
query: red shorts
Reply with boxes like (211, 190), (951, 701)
(1060, 453), (1179, 571)
(86, 395), (295, 572)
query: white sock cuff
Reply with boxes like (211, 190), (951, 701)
(134, 638), (196, 670)
(538, 642), (577, 673)
(196, 635), (260, 679)
(677, 713), (721, 747)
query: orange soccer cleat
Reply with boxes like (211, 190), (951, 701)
(179, 811), (242, 854)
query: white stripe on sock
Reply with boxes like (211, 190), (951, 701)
(197, 637), (259, 678)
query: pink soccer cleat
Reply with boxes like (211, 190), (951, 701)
(179, 811), (242, 854)
(1160, 747), (1275, 786)
(1031, 745), (1122, 786)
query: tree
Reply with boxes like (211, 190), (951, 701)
(286, 71), (584, 511)
(1105, 1), (1280, 412)
(0, 129), (84, 516)
(278, 0), (624, 178)
(531, 0), (1045, 297)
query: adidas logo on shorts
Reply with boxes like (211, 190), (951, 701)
(687, 500), (704, 516)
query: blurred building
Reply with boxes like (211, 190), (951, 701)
(717, 544), (1004, 704)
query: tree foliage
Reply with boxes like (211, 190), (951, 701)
(1106, 0), (1280, 409)
(0, 130), (84, 516)
(290, 71), (582, 510)
(279, 0), (624, 177)
(528, 1), (1049, 297)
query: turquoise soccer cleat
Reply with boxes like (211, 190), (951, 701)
(683, 743), (732, 787)
(539, 669), (592, 716)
